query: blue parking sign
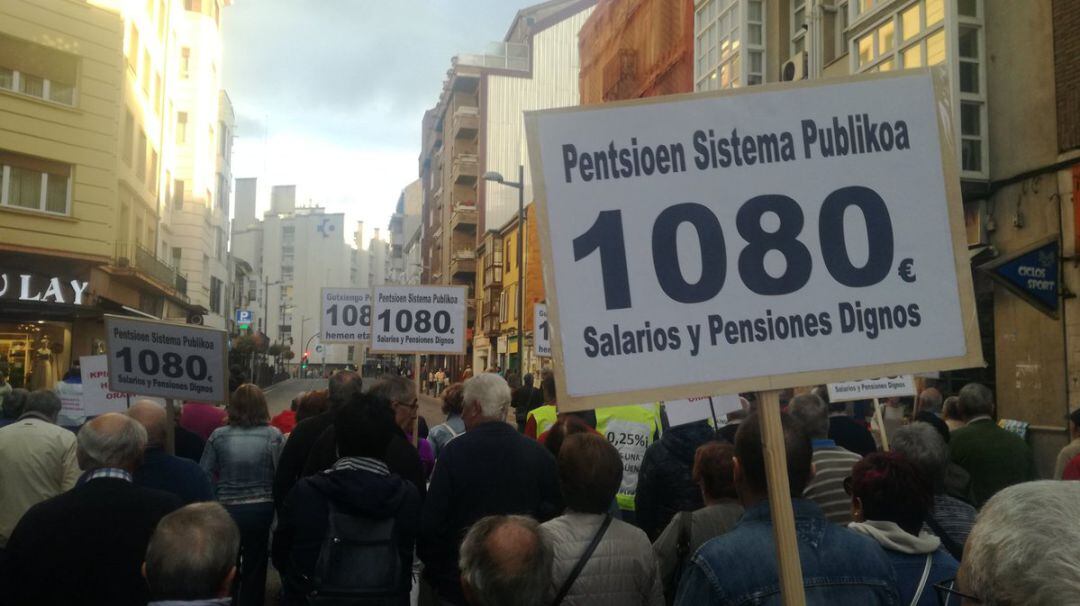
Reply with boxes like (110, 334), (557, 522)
(236, 309), (253, 325)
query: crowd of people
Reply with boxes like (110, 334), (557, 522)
(0, 368), (1079, 606)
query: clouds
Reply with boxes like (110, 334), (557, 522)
(222, 1), (529, 239)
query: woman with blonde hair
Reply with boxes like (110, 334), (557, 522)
(200, 383), (285, 606)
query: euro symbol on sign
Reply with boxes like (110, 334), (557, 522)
(898, 258), (916, 283)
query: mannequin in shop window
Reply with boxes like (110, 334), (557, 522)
(29, 336), (55, 391)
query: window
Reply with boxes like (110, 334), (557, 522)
(140, 49), (151, 93)
(791, 0), (807, 55)
(154, 72), (162, 110)
(852, 0), (986, 175)
(0, 33), (78, 107)
(0, 151), (71, 215)
(123, 110), (134, 165)
(217, 173), (228, 209)
(216, 228), (224, 260)
(833, 1), (849, 61)
(210, 277), (222, 313)
(136, 131), (147, 181)
(171, 247), (182, 268)
(128, 25), (139, 67)
(174, 178), (184, 208)
(176, 111), (187, 144)
(694, 0), (764, 91)
(184, 0), (201, 12)
(180, 47), (190, 79)
(149, 149), (158, 193)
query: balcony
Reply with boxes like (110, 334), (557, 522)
(450, 249), (476, 277)
(452, 153), (478, 185)
(113, 241), (189, 301)
(453, 106), (479, 140)
(455, 42), (530, 72)
(450, 200), (477, 233)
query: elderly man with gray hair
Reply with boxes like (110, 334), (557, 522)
(2, 413), (181, 606)
(948, 481), (1080, 605)
(788, 393), (863, 525)
(948, 383), (1036, 507)
(460, 515), (554, 606)
(890, 422), (976, 559)
(420, 373), (563, 605)
(144, 502), (241, 605)
(0, 389), (81, 552)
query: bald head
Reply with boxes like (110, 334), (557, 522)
(128, 400), (167, 447)
(460, 515), (552, 606)
(77, 412), (148, 472)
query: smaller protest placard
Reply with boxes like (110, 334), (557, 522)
(827, 375), (916, 403)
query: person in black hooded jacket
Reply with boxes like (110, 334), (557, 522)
(635, 418), (717, 540)
(272, 392), (421, 605)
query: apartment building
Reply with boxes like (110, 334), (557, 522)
(161, 0), (234, 329)
(387, 180), (422, 285)
(0, 0), (202, 387)
(578, 0), (695, 103)
(416, 0), (594, 375)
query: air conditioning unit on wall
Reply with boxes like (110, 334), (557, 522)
(782, 51), (808, 82)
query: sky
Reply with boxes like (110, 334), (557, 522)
(222, 1), (534, 245)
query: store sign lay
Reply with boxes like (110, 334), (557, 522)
(0, 273), (89, 305)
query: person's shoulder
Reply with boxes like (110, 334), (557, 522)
(826, 524), (894, 566)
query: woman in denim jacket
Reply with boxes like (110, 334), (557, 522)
(201, 383), (284, 606)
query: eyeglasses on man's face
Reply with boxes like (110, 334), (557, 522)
(934, 578), (982, 605)
(393, 399), (419, 412)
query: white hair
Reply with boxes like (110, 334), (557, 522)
(961, 481), (1080, 604)
(463, 373), (511, 419)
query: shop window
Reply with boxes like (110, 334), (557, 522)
(0, 150), (71, 215)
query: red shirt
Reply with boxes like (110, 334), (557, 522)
(1064, 453), (1080, 481)
(179, 401), (227, 441)
(271, 410), (297, 436)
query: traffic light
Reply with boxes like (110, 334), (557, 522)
(301, 351), (310, 370)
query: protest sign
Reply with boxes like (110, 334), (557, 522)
(526, 68), (981, 412)
(321, 288), (372, 343)
(664, 393), (744, 427)
(370, 285), (467, 354)
(104, 315), (228, 402)
(827, 375), (917, 403)
(81, 354), (131, 416)
(534, 303), (552, 358)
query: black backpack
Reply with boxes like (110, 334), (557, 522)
(304, 499), (409, 606)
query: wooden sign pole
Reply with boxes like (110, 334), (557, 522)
(873, 398), (890, 451)
(413, 353), (421, 448)
(165, 398), (176, 456)
(758, 390), (806, 606)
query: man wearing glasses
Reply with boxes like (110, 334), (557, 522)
(935, 480), (1080, 605)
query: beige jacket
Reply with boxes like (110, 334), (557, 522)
(541, 512), (664, 606)
(0, 413), (80, 546)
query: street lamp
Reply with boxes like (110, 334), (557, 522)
(297, 316), (311, 377)
(484, 165), (525, 375)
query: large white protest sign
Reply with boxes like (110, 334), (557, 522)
(105, 315), (228, 402)
(526, 69), (982, 411)
(664, 394), (745, 427)
(827, 375), (917, 403)
(370, 285), (467, 354)
(321, 288), (372, 343)
(534, 303), (552, 358)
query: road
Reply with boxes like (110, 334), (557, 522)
(263, 377), (447, 426)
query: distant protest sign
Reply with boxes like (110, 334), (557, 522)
(827, 375), (916, 403)
(526, 69), (982, 412)
(370, 285), (467, 354)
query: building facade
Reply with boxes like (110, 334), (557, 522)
(0, 0), (209, 390)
